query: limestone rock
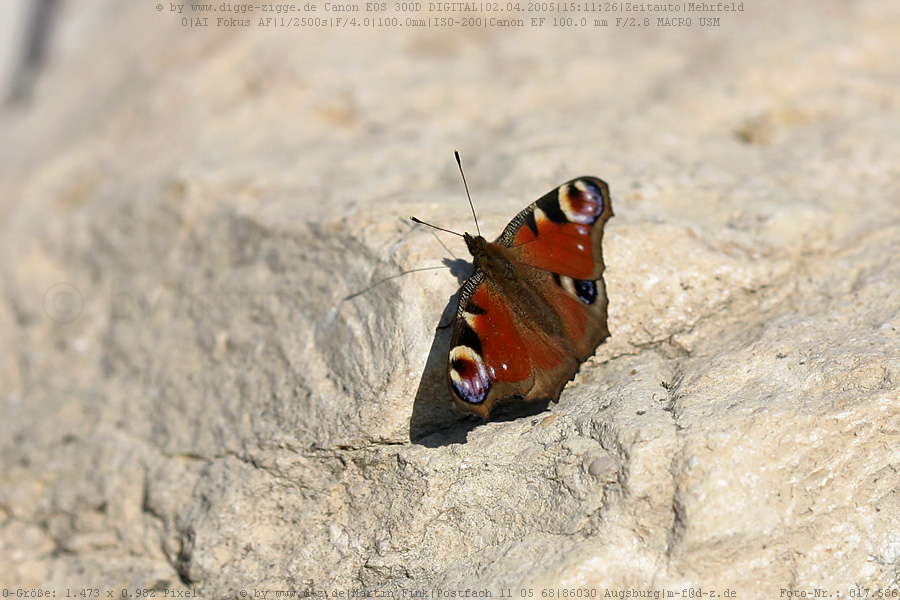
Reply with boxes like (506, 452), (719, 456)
(1, 0), (899, 595)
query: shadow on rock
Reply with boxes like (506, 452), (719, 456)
(408, 257), (479, 446)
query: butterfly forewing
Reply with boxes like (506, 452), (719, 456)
(449, 272), (536, 418)
(500, 177), (612, 280)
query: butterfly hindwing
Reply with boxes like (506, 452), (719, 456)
(544, 270), (610, 361)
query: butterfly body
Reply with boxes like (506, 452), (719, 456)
(448, 177), (613, 419)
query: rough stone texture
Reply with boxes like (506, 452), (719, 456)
(2, 0), (899, 595)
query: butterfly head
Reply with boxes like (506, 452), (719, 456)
(463, 232), (485, 257)
(465, 232), (519, 282)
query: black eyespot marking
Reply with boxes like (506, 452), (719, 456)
(542, 195), (569, 223)
(451, 356), (476, 378)
(558, 180), (605, 225)
(579, 180), (605, 216)
(467, 302), (487, 316)
(449, 347), (491, 404)
(524, 210), (539, 236)
(451, 367), (490, 404)
(456, 322), (482, 354)
(574, 279), (597, 304)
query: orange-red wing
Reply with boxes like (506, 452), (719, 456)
(498, 177), (613, 281)
(448, 272), (537, 416)
(469, 282), (533, 384)
(515, 221), (597, 279)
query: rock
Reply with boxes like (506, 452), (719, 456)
(1, 0), (899, 595)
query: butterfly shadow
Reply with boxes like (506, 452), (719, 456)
(408, 257), (479, 446)
(408, 258), (552, 447)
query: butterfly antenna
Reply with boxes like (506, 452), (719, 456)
(343, 265), (448, 300)
(455, 150), (481, 237)
(409, 216), (464, 238)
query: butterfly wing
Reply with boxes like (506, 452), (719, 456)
(448, 264), (609, 418)
(501, 176), (613, 360)
(448, 270), (536, 419)
(498, 177), (613, 280)
(447, 177), (613, 418)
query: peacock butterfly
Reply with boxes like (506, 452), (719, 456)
(416, 156), (614, 419)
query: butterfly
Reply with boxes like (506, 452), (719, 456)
(439, 166), (614, 419)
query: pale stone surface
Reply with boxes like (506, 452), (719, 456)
(1, 0), (899, 596)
